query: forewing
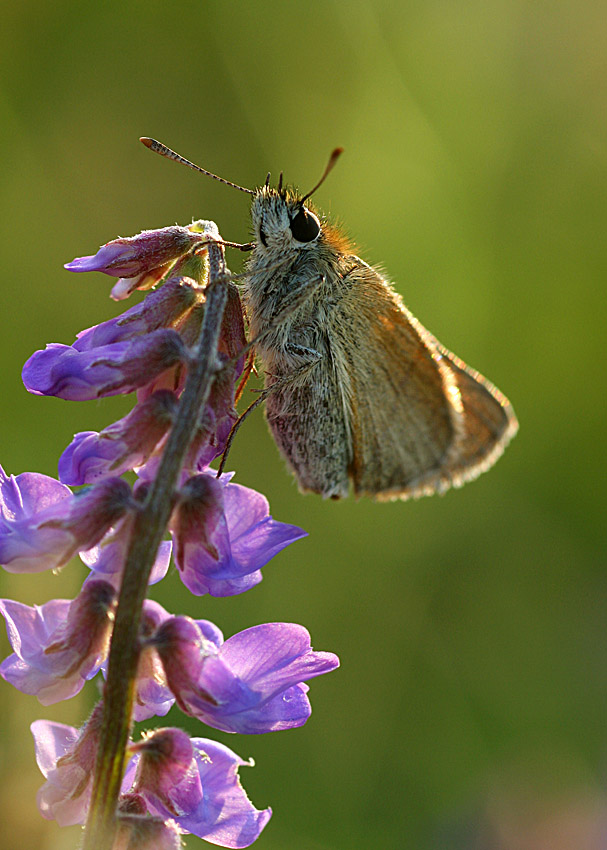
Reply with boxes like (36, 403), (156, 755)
(332, 260), (460, 499)
(333, 259), (517, 500)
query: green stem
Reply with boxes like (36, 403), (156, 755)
(82, 239), (230, 850)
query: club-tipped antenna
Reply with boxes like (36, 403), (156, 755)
(300, 147), (344, 203)
(140, 137), (254, 195)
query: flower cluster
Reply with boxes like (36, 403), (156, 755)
(1, 224), (339, 848)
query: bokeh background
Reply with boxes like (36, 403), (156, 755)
(1, 1), (606, 848)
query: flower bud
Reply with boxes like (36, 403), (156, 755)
(59, 390), (179, 485)
(131, 728), (202, 817)
(65, 226), (205, 278)
(128, 729), (272, 847)
(172, 474), (226, 563)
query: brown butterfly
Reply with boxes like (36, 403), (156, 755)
(143, 139), (518, 500)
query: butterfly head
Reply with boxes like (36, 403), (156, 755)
(139, 138), (342, 257)
(251, 188), (322, 255)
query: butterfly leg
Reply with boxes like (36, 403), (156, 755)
(282, 342), (323, 378)
(216, 347), (322, 476)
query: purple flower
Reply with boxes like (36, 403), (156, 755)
(31, 705), (106, 826)
(153, 617), (340, 734)
(13, 214), (340, 848)
(130, 601), (177, 722)
(170, 472), (307, 597)
(33, 717), (271, 845)
(0, 466), (73, 519)
(138, 361), (241, 480)
(22, 273), (208, 401)
(22, 328), (187, 401)
(0, 467), (133, 573)
(136, 377), (239, 483)
(130, 728), (271, 848)
(64, 226), (205, 278)
(133, 605), (226, 724)
(174, 282), (246, 470)
(0, 581), (116, 703)
(131, 727), (203, 816)
(23, 265), (247, 419)
(59, 391), (179, 485)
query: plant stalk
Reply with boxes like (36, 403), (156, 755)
(82, 238), (229, 849)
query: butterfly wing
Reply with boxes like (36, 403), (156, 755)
(331, 258), (518, 500)
(433, 344), (518, 486)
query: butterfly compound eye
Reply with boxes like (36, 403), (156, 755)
(289, 207), (320, 242)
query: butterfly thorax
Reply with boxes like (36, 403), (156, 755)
(243, 187), (353, 374)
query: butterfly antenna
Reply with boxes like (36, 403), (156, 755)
(140, 137), (254, 195)
(300, 147), (344, 203)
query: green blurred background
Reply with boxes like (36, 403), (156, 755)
(1, 1), (605, 848)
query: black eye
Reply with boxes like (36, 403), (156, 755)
(289, 207), (320, 243)
(259, 226), (268, 247)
